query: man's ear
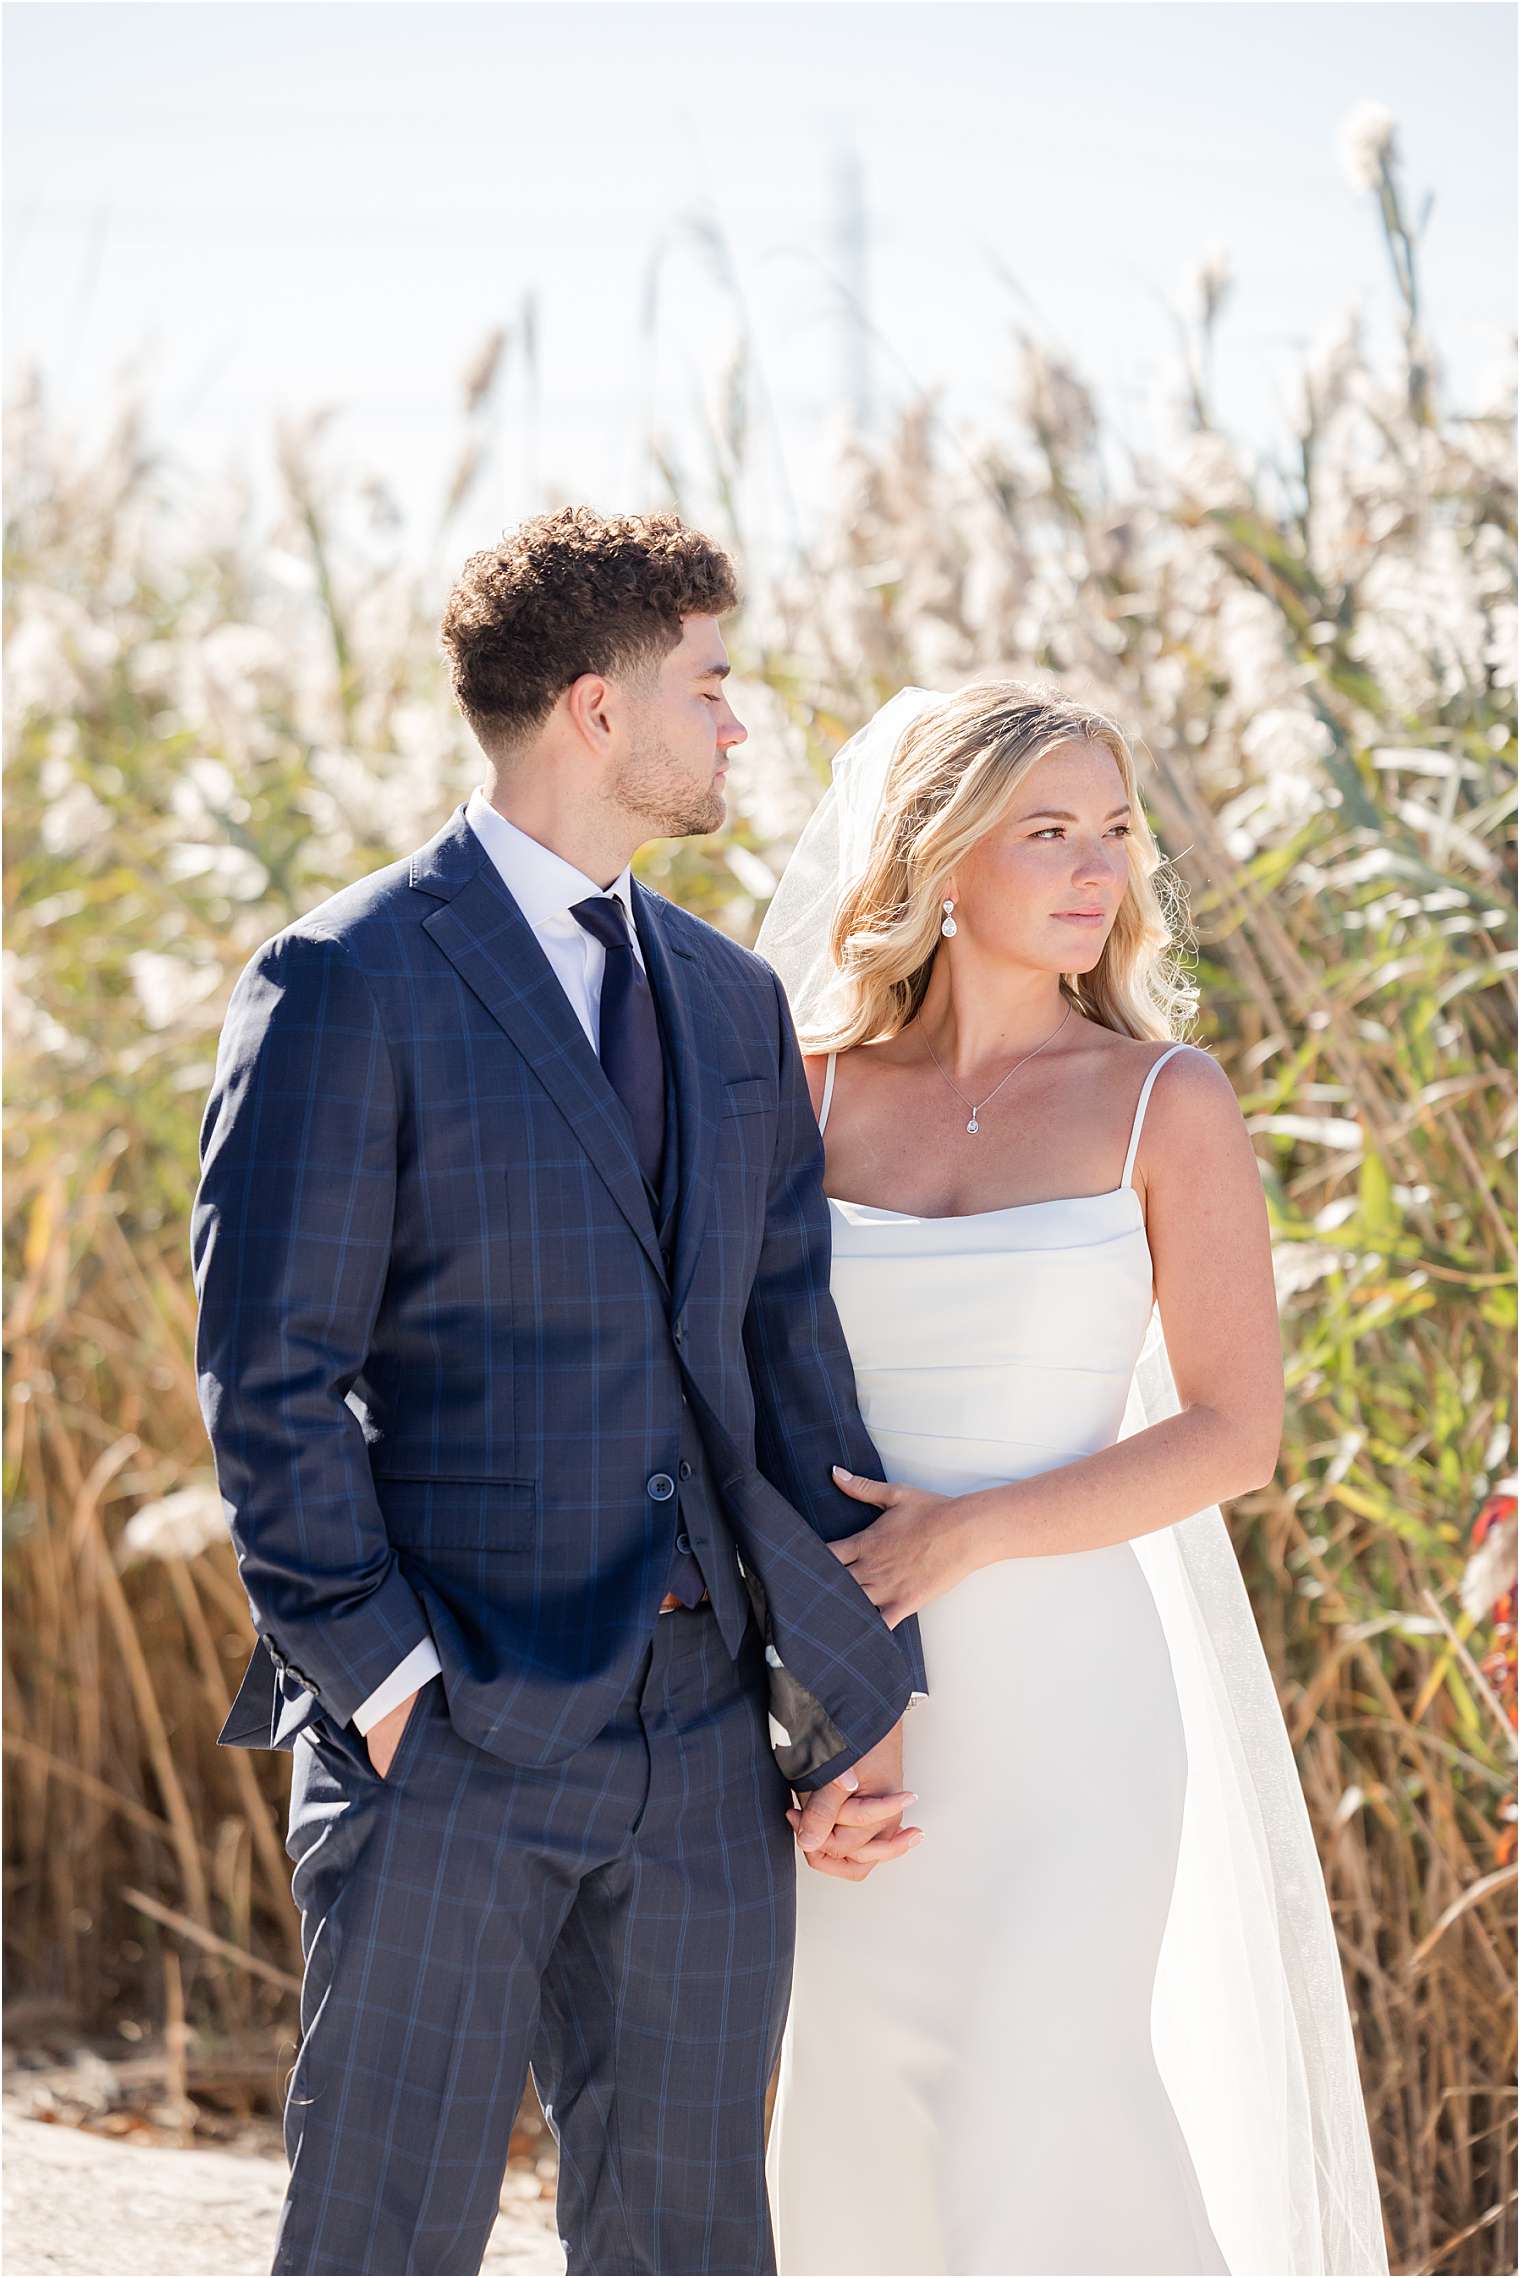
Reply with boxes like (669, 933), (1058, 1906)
(563, 672), (616, 753)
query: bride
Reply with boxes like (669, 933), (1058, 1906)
(756, 684), (1388, 2277)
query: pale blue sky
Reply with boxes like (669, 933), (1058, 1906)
(6, 1), (1515, 564)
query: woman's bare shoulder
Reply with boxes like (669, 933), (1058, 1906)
(1086, 1025), (1220, 1082)
(802, 1039), (898, 1118)
(802, 1051), (830, 1117)
(1140, 1036), (1232, 1099)
(1134, 1040), (1248, 1177)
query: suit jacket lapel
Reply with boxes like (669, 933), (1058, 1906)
(654, 1026), (682, 1254)
(631, 880), (720, 1317)
(412, 808), (666, 1284)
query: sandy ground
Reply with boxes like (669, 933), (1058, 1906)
(1, 2112), (565, 2278)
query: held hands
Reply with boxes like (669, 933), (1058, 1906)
(786, 1720), (921, 1883)
(828, 1465), (987, 1627)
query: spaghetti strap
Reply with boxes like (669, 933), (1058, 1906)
(817, 1051), (838, 1135)
(1121, 1043), (1193, 1190)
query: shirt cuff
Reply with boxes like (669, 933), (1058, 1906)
(351, 1639), (442, 1733)
(906, 1691), (929, 1710)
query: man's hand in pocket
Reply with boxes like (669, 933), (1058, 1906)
(364, 1686), (421, 1778)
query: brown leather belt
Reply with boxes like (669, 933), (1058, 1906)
(658, 1589), (711, 1613)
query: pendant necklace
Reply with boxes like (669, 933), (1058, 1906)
(921, 1002), (1073, 1135)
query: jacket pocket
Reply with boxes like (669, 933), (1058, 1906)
(722, 1074), (773, 1115)
(374, 1475), (539, 1551)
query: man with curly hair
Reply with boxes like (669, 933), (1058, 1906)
(193, 506), (925, 2275)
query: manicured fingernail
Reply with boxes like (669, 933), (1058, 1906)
(832, 1464), (850, 1479)
(842, 1771), (859, 1792)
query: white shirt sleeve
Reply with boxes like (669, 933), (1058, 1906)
(351, 1638), (442, 1733)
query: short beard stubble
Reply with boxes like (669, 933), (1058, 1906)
(610, 720), (725, 842)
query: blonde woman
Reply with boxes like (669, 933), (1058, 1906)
(756, 686), (1387, 2277)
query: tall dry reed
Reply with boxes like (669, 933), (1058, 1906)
(4, 106), (1513, 2268)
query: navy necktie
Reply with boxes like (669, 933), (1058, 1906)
(572, 894), (666, 1199)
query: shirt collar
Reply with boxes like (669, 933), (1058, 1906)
(464, 786), (636, 936)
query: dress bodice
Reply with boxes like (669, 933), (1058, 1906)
(819, 1043), (1197, 1494)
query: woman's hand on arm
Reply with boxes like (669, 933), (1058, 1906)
(827, 1467), (995, 1627)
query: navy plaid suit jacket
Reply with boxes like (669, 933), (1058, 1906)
(193, 802), (924, 1791)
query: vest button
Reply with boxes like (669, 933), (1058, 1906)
(647, 1472), (676, 1501)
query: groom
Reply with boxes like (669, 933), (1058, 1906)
(192, 506), (925, 2276)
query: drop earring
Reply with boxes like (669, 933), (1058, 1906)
(941, 898), (958, 939)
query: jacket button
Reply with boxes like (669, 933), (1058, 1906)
(679, 1460), (693, 1480)
(676, 1533), (693, 1556)
(648, 1473), (676, 1501)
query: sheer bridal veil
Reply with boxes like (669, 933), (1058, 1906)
(754, 690), (1388, 2277)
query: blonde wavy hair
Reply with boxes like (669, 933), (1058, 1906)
(812, 680), (1197, 1054)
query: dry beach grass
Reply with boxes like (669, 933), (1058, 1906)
(3, 112), (1514, 2273)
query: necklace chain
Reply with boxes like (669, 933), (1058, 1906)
(921, 1002), (1073, 1135)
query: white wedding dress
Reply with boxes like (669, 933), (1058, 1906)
(767, 1043), (1388, 2277)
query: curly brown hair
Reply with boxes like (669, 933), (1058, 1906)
(439, 505), (740, 757)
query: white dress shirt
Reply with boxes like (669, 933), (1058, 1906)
(351, 791), (639, 1733)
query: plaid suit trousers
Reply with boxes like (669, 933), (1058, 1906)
(276, 1606), (794, 2276)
